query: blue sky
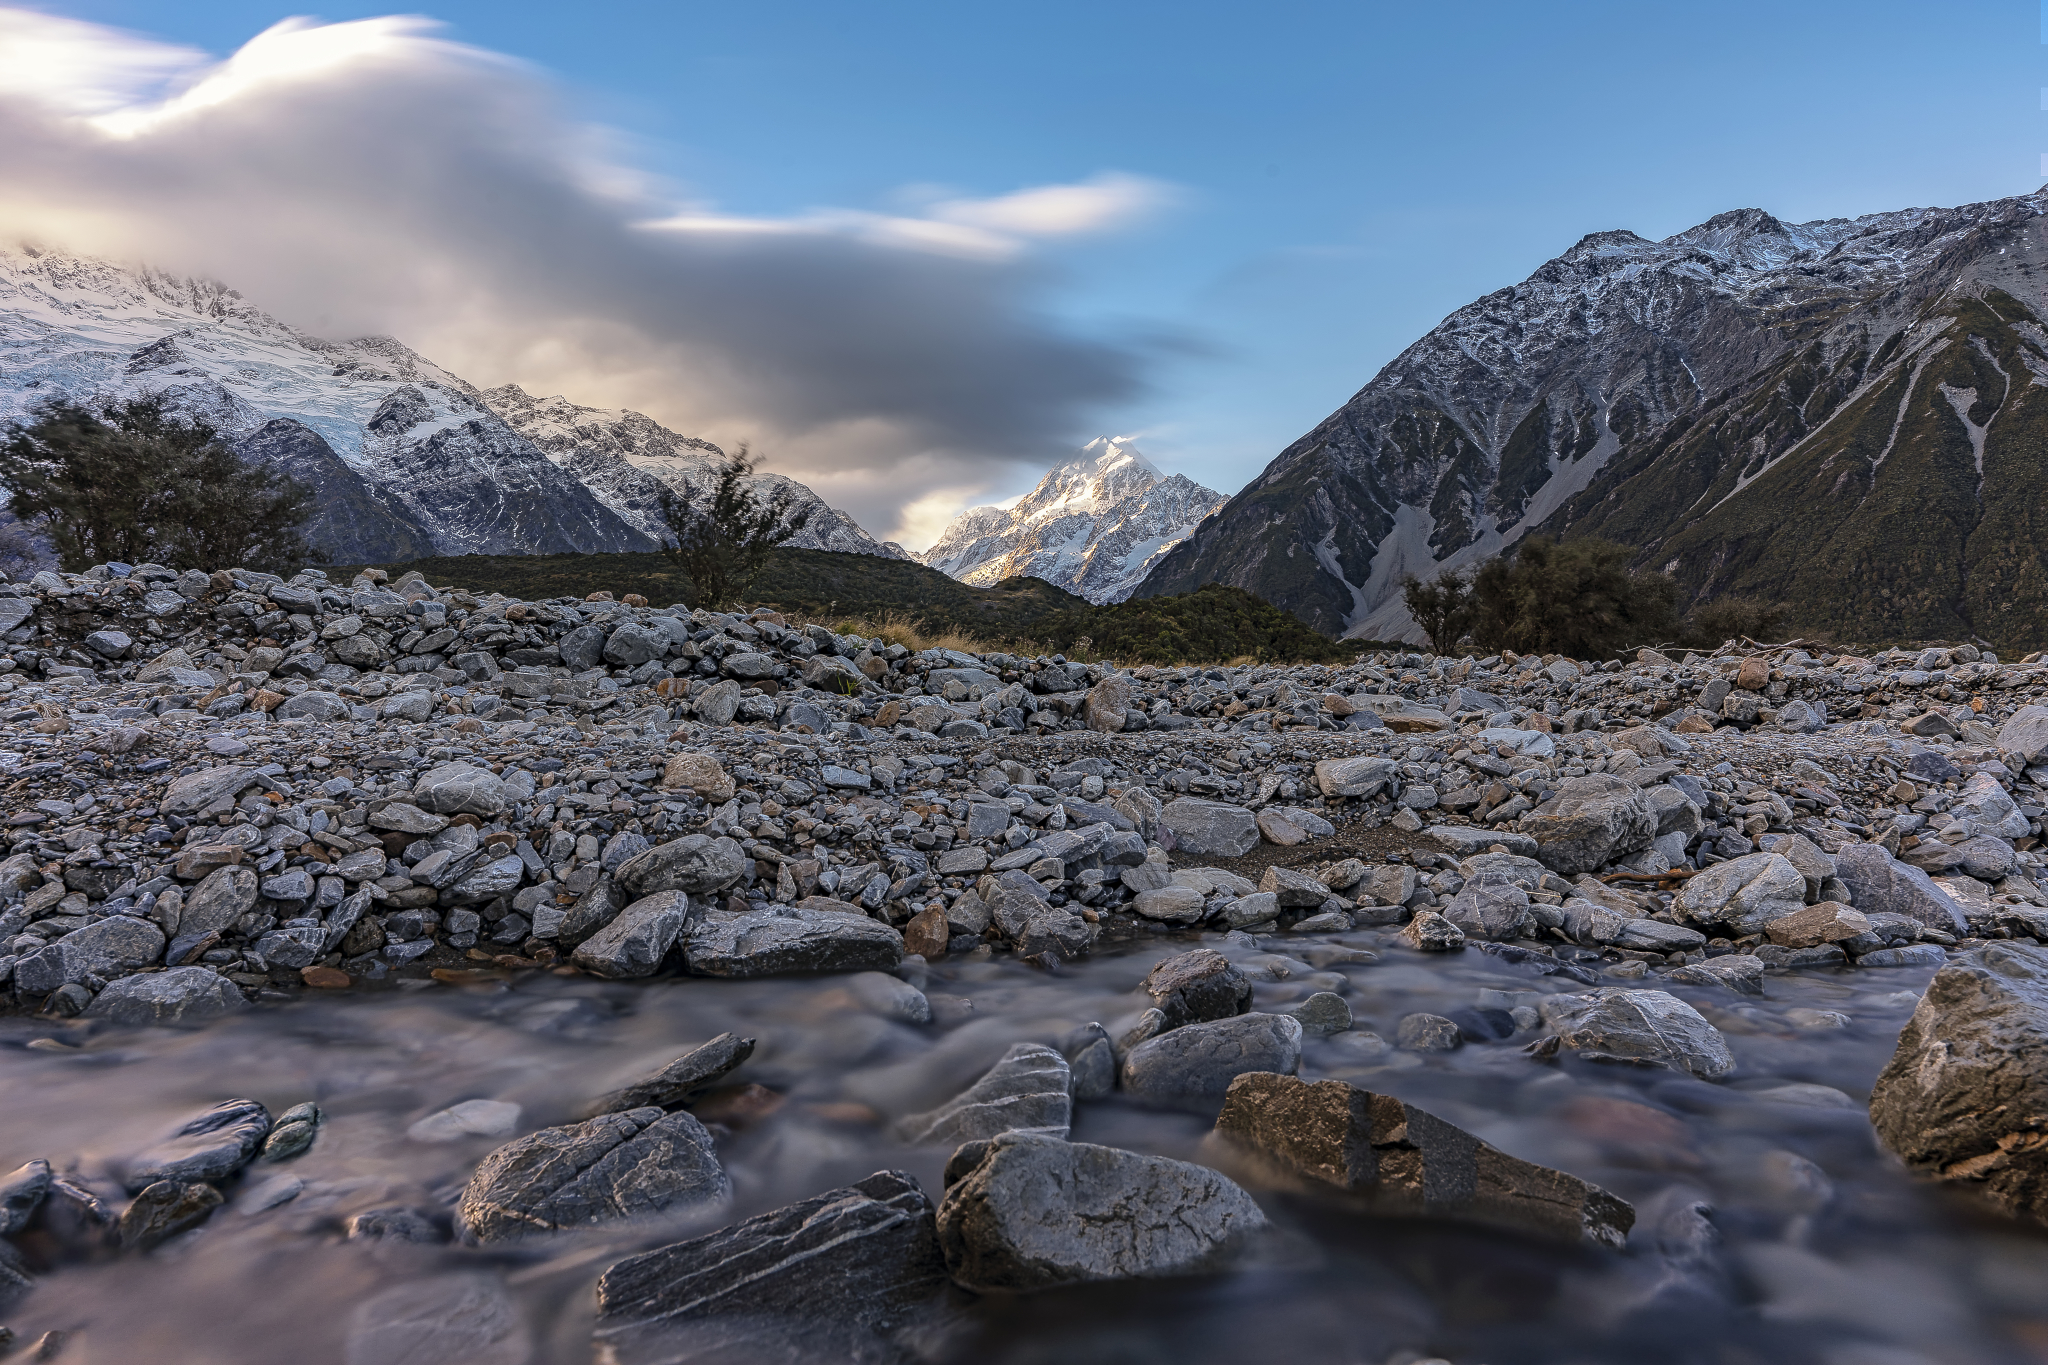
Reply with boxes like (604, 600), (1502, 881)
(16, 0), (2048, 538)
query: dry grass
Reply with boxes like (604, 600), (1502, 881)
(790, 610), (1052, 661)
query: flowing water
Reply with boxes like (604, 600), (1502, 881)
(3, 928), (2045, 1365)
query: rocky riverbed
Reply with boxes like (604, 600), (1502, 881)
(0, 561), (2046, 1362)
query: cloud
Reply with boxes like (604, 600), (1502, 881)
(0, 8), (1176, 545)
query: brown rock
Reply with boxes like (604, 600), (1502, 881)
(119, 1181), (223, 1250)
(300, 966), (352, 989)
(661, 752), (736, 803)
(873, 700), (903, 727)
(1735, 658), (1771, 691)
(904, 904), (951, 959)
(1211, 1072), (1633, 1247)
(1082, 676), (1134, 733)
(1763, 902), (1869, 948)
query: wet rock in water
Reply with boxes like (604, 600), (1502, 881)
(895, 1043), (1073, 1144)
(1399, 909), (1465, 952)
(0, 1238), (34, 1307)
(260, 1120), (318, 1162)
(614, 835), (749, 898)
(1522, 775), (1657, 875)
(1396, 1013), (1463, 1052)
(408, 1099), (523, 1143)
(594, 1170), (947, 1365)
(1674, 853), (1807, 937)
(1666, 956), (1765, 995)
(0, 1160), (51, 1235)
(1870, 941), (2048, 1224)
(123, 1099), (273, 1191)
(937, 1132), (1266, 1290)
(1061, 1023), (1116, 1100)
(1538, 990), (1735, 1079)
(1121, 1012), (1303, 1112)
(1158, 798), (1259, 856)
(1283, 991), (1353, 1035)
(1210, 1073), (1634, 1247)
(455, 1107), (729, 1245)
(85, 967), (245, 1028)
(580, 1033), (756, 1119)
(119, 1180), (224, 1250)
(344, 1273), (530, 1365)
(1440, 877), (1531, 942)
(682, 904), (904, 977)
(847, 970), (932, 1024)
(571, 891), (693, 979)
(1142, 948), (1252, 1028)
(347, 1206), (447, 1243)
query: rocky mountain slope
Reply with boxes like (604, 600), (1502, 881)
(0, 245), (897, 565)
(1139, 187), (2048, 651)
(924, 438), (1222, 602)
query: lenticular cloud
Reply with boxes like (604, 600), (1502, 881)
(0, 8), (1170, 542)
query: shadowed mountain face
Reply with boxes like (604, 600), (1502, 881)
(923, 437), (1223, 603)
(1138, 189), (2048, 649)
(0, 244), (898, 565)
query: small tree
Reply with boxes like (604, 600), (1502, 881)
(657, 446), (811, 609)
(1401, 567), (1472, 655)
(0, 396), (314, 572)
(1467, 535), (1676, 658)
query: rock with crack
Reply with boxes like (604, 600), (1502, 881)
(1121, 1012), (1303, 1112)
(455, 1107), (730, 1245)
(580, 1033), (757, 1119)
(1208, 1072), (1633, 1247)
(682, 904), (904, 977)
(1538, 990), (1735, 1079)
(1521, 775), (1657, 875)
(594, 1170), (947, 1365)
(1142, 948), (1252, 1029)
(123, 1099), (273, 1192)
(1870, 941), (2048, 1225)
(894, 1043), (1073, 1144)
(935, 1132), (1267, 1290)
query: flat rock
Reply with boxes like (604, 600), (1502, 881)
(936, 1132), (1267, 1290)
(581, 1033), (757, 1118)
(455, 1107), (730, 1245)
(615, 835), (749, 898)
(1426, 825), (1539, 858)
(159, 766), (252, 817)
(683, 904), (903, 977)
(894, 1043), (1073, 1144)
(571, 891), (693, 978)
(1159, 798), (1259, 856)
(1121, 1012), (1303, 1112)
(124, 1099), (272, 1192)
(1870, 941), (2048, 1224)
(345, 1274), (531, 1365)
(1210, 1072), (1633, 1247)
(1835, 842), (1969, 935)
(85, 967), (244, 1027)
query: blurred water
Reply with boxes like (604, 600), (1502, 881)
(2, 929), (2045, 1365)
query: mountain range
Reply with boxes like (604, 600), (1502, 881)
(1138, 185), (2048, 650)
(921, 437), (1222, 603)
(0, 244), (907, 566)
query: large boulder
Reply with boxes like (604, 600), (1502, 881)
(683, 905), (904, 977)
(455, 1108), (729, 1245)
(580, 1033), (757, 1119)
(1142, 949), (1252, 1028)
(1834, 843), (1969, 935)
(1082, 676), (1134, 733)
(1997, 704), (2048, 766)
(1538, 989), (1735, 1079)
(935, 1133), (1267, 1290)
(1159, 799), (1258, 856)
(1953, 773), (2032, 840)
(124, 1099), (272, 1191)
(412, 762), (509, 817)
(159, 765), (252, 817)
(615, 836), (748, 898)
(1870, 941), (2048, 1224)
(594, 1170), (946, 1365)
(1122, 1012), (1303, 1112)
(1440, 876), (1531, 942)
(1522, 774), (1657, 875)
(571, 892), (694, 978)
(12, 915), (165, 994)
(894, 1044), (1073, 1144)
(659, 754), (735, 803)
(1673, 852), (1806, 936)
(86, 967), (244, 1027)
(1210, 1073), (1633, 1247)
(1314, 756), (1397, 799)
(985, 884), (1094, 960)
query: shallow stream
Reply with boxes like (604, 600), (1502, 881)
(3, 927), (2045, 1365)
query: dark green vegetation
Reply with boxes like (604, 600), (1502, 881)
(0, 397), (313, 572)
(656, 447), (809, 609)
(338, 547), (1357, 664)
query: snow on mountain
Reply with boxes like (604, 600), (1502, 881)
(0, 243), (901, 565)
(481, 385), (911, 560)
(1141, 188), (2048, 645)
(923, 437), (1223, 602)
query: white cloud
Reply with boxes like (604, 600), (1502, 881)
(0, 8), (1180, 543)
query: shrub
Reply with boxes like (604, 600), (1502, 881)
(656, 446), (812, 608)
(1467, 535), (1676, 658)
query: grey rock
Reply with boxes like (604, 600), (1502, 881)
(181, 865), (259, 938)
(559, 624), (606, 671)
(277, 690), (351, 721)
(571, 892), (693, 979)
(1426, 825), (1539, 858)
(1857, 944), (1948, 968)
(895, 1043), (1073, 1143)
(1440, 876), (1531, 942)
(1997, 704), (2048, 766)
(594, 1170), (946, 1365)
(683, 904), (904, 977)
(1132, 885), (1206, 922)
(936, 1132), (1267, 1290)
(1674, 852), (1806, 936)
(604, 623), (668, 668)
(580, 1033), (757, 1118)
(692, 680), (742, 727)
(368, 801), (447, 835)
(159, 765), (253, 817)
(1211, 1072), (1632, 1247)
(1522, 774), (1657, 875)
(1159, 798), (1259, 856)
(0, 1159), (51, 1236)
(1835, 842), (1969, 935)
(124, 1099), (273, 1191)
(1396, 1013), (1462, 1051)
(1612, 918), (1708, 953)
(1284, 991), (1353, 1035)
(86, 967), (244, 1028)
(986, 886), (1094, 960)
(1538, 989), (1735, 1078)
(1667, 955), (1765, 994)
(1870, 941), (2048, 1224)
(1399, 909), (1466, 951)
(455, 1107), (730, 1245)
(615, 835), (749, 897)
(1061, 1023), (1117, 1100)
(345, 1274), (530, 1365)
(1122, 1012), (1303, 1112)
(412, 762), (509, 816)
(1142, 948), (1252, 1028)
(1313, 755), (1397, 799)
